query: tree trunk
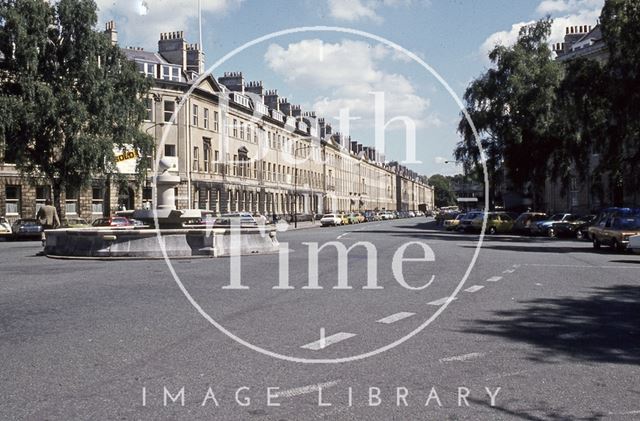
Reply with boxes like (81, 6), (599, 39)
(52, 181), (63, 220)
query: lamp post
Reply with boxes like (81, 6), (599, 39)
(293, 144), (311, 228)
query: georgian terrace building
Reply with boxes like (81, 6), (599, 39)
(0, 22), (433, 222)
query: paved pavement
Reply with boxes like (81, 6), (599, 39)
(1, 218), (639, 420)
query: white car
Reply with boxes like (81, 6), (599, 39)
(629, 234), (640, 254)
(0, 216), (12, 237)
(320, 214), (342, 226)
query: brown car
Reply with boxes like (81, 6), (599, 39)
(588, 215), (640, 251)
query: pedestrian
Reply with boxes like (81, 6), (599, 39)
(272, 213), (278, 224)
(37, 198), (61, 247)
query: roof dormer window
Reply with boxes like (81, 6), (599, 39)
(162, 65), (182, 82)
(136, 61), (156, 78)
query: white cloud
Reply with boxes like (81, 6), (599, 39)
(536, 0), (603, 15)
(95, 0), (241, 48)
(479, 0), (603, 62)
(326, 0), (426, 23)
(327, 0), (381, 23)
(264, 39), (438, 133)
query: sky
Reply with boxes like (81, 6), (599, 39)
(94, 0), (605, 178)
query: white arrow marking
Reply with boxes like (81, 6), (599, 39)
(301, 331), (356, 351)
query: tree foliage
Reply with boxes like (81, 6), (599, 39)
(0, 0), (152, 208)
(457, 18), (562, 209)
(428, 174), (457, 208)
(600, 0), (640, 194)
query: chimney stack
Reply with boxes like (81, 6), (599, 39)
(158, 31), (188, 70)
(104, 20), (118, 46)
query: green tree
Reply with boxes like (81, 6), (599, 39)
(0, 0), (152, 212)
(456, 18), (563, 210)
(600, 0), (640, 201)
(548, 58), (610, 199)
(428, 174), (456, 207)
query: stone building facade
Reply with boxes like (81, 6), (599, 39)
(0, 22), (433, 222)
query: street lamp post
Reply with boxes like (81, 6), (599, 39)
(293, 144), (311, 229)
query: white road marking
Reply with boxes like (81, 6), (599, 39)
(512, 264), (521, 268)
(301, 332), (356, 351)
(336, 233), (349, 239)
(377, 312), (415, 324)
(608, 410), (640, 416)
(276, 381), (340, 398)
(524, 263), (640, 269)
(428, 296), (457, 306)
(502, 269), (515, 274)
(439, 352), (485, 363)
(464, 285), (485, 293)
(486, 276), (503, 282)
(485, 369), (532, 380)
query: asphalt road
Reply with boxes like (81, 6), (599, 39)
(1, 218), (639, 420)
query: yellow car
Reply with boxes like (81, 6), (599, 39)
(339, 213), (350, 225)
(470, 212), (515, 234)
(443, 214), (464, 230)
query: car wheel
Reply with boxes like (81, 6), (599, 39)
(547, 228), (556, 238)
(593, 238), (601, 249)
(488, 226), (497, 235)
(611, 239), (623, 252)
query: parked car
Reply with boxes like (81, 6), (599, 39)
(472, 212), (515, 234)
(363, 211), (376, 222)
(62, 217), (91, 228)
(346, 213), (361, 224)
(339, 213), (350, 225)
(91, 217), (133, 227)
(11, 219), (43, 239)
(443, 213), (463, 231)
(0, 216), (12, 237)
(532, 213), (578, 237)
(457, 211), (484, 232)
(214, 212), (257, 227)
(320, 214), (342, 226)
(588, 215), (640, 251)
(553, 214), (597, 239)
(629, 234), (640, 254)
(354, 212), (366, 223)
(513, 212), (548, 235)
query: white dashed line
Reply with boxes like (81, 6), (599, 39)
(439, 352), (485, 363)
(486, 276), (503, 283)
(377, 312), (415, 324)
(276, 381), (340, 398)
(428, 296), (457, 306)
(502, 269), (515, 274)
(336, 233), (348, 239)
(464, 285), (485, 293)
(301, 332), (356, 351)
(524, 263), (640, 269)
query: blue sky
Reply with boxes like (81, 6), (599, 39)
(96, 0), (604, 177)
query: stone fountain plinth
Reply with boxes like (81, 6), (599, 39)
(44, 166), (279, 259)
